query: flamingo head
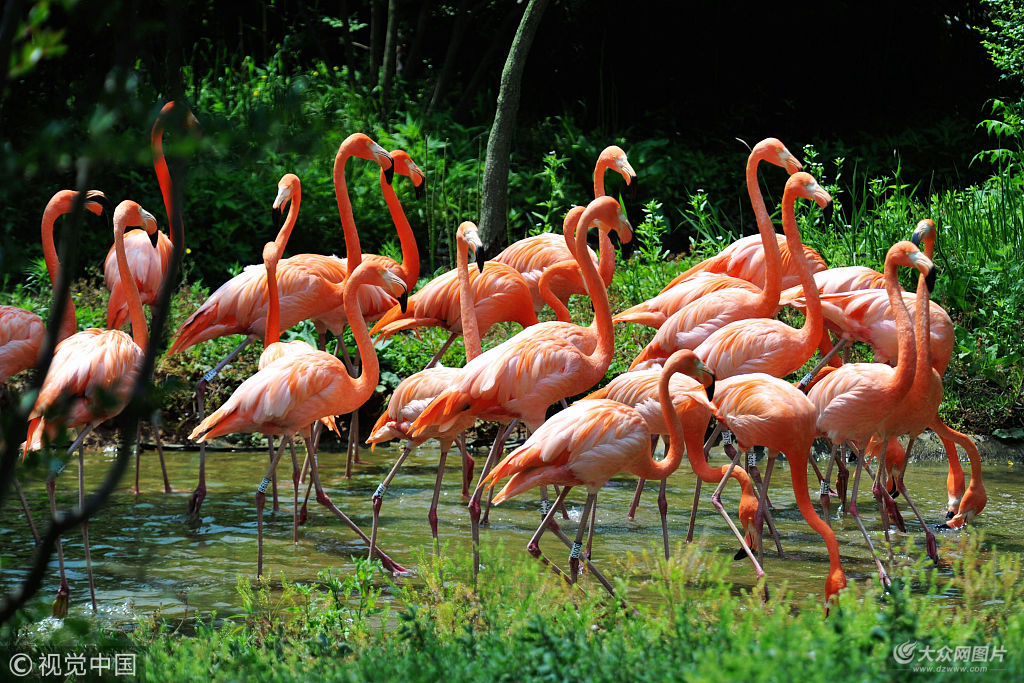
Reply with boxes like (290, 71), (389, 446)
(390, 150), (427, 199)
(938, 482), (986, 530)
(83, 190), (110, 217)
(343, 133), (394, 184)
(457, 221), (483, 264)
(587, 196), (632, 244)
(272, 173), (300, 231)
(379, 267), (409, 313)
(114, 201), (158, 241)
(754, 137), (803, 175)
(663, 349), (715, 401)
(911, 218), (936, 247)
(598, 145), (638, 200)
(786, 171), (833, 223)
(907, 249), (937, 293)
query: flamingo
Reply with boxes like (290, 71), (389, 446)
(627, 141), (815, 370)
(168, 134), (397, 517)
(0, 308), (45, 384)
(581, 356), (761, 571)
(365, 221), (486, 558)
(408, 195), (631, 575)
(493, 145), (636, 312)
(104, 101), (198, 329)
(617, 138), (803, 329)
(188, 259), (410, 577)
(24, 199), (159, 616)
(480, 350), (746, 595)
(806, 240), (934, 586)
(708, 372), (848, 608)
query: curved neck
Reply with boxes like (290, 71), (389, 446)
(151, 112), (175, 244)
(114, 217), (149, 350)
(780, 186), (821, 358)
(333, 146), (361, 267)
(747, 150), (783, 307)
(274, 188), (301, 256)
(381, 171), (419, 289)
(573, 205), (614, 372)
(884, 253), (917, 394)
(342, 267), (381, 395)
(265, 257), (280, 347)
(456, 237), (482, 361)
(642, 370), (688, 479)
(593, 160), (617, 287)
(538, 260), (576, 322)
(913, 267), (933, 383)
(41, 199), (78, 340)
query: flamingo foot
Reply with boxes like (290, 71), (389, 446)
(187, 484), (206, 524)
(52, 580), (70, 618)
(527, 541), (542, 559)
(428, 507), (439, 540)
(926, 532), (939, 564)
(298, 502), (309, 527)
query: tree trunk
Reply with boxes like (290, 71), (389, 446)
(478, 0), (550, 255)
(380, 0), (399, 112)
(403, 0), (432, 83)
(370, 0), (385, 80)
(426, 0), (473, 115)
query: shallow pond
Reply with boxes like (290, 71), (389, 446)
(2, 439), (1022, 624)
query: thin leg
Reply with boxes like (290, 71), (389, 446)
(687, 424), (723, 543)
(457, 434), (474, 499)
(546, 511), (617, 596)
(796, 338), (850, 390)
(836, 444), (850, 513)
(848, 444), (891, 587)
(256, 436), (291, 577)
(189, 334), (257, 518)
(304, 437), (408, 575)
(47, 475), (69, 618)
(708, 440), (765, 581)
(567, 492), (597, 583)
(469, 420), (517, 579)
(871, 438), (897, 565)
(134, 428), (142, 496)
(585, 490), (598, 560)
(14, 478), (39, 544)
(627, 478), (646, 521)
(659, 479), (670, 559)
(268, 437), (280, 513)
(895, 475), (940, 564)
(820, 444), (837, 525)
(423, 332), (457, 370)
(77, 445), (97, 611)
(756, 452), (784, 559)
(429, 446), (449, 555)
(152, 417), (172, 494)
(369, 443), (416, 561)
(289, 439), (301, 543)
(526, 485), (574, 584)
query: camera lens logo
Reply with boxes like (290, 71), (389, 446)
(892, 641), (918, 664)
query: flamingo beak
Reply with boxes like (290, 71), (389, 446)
(705, 371), (716, 402)
(945, 508), (955, 520)
(272, 206), (284, 232)
(377, 147), (395, 185)
(398, 287), (409, 313)
(84, 190), (110, 216)
(414, 170), (426, 200)
(822, 199), (834, 226)
(911, 219), (933, 247)
(925, 265), (937, 293)
(149, 230), (160, 248)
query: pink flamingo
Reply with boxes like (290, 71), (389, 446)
(169, 134), (398, 516)
(493, 145), (636, 312)
(807, 240), (934, 586)
(627, 140), (813, 370)
(408, 195), (631, 575)
(25, 199), (159, 616)
(365, 221), (486, 557)
(189, 259), (410, 577)
(480, 350), (746, 595)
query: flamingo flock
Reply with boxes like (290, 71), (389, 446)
(1, 102), (986, 615)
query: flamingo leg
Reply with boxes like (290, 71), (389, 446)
(289, 439), (300, 543)
(895, 475), (940, 564)
(256, 435), (291, 577)
(14, 478), (39, 544)
(796, 338), (850, 390)
(848, 443), (891, 587)
(836, 444), (850, 513)
(304, 437), (408, 575)
(586, 490), (599, 560)
(429, 445), (450, 555)
(567, 492), (597, 583)
(627, 478), (646, 521)
(152, 416), (172, 494)
(457, 434), (473, 499)
(658, 478), (670, 559)
(687, 423), (724, 542)
(754, 452), (783, 561)
(134, 429), (142, 496)
(47, 476), (69, 618)
(526, 485), (574, 584)
(871, 438), (898, 563)
(544, 512), (616, 595)
(189, 333), (258, 519)
(708, 438), (765, 582)
(469, 420), (517, 579)
(77, 444), (97, 612)
(820, 444), (838, 525)
(268, 437), (280, 513)
(369, 443), (416, 560)
(423, 332), (457, 370)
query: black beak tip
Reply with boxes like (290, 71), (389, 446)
(414, 180), (426, 200)
(733, 546), (747, 561)
(149, 231), (160, 248)
(911, 230), (924, 247)
(822, 200), (834, 226)
(945, 509), (955, 520)
(272, 206), (284, 231)
(934, 522), (953, 531)
(398, 290), (409, 313)
(888, 480), (899, 499)
(704, 375), (716, 402)
(628, 177), (638, 202)
(383, 161), (395, 186)
(925, 266), (937, 293)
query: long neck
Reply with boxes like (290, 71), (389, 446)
(456, 238), (482, 361)
(538, 260), (576, 322)
(593, 162), (616, 286)
(911, 267), (934, 390)
(342, 269), (380, 396)
(381, 171), (419, 289)
(274, 191), (300, 256)
(115, 220), (149, 350)
(151, 113), (175, 244)
(333, 147), (361, 267)
(574, 207), (613, 373)
(747, 151), (783, 307)
(41, 201), (78, 340)
(265, 258), (280, 347)
(641, 371), (688, 480)
(884, 254), (917, 394)
(780, 189), (821, 359)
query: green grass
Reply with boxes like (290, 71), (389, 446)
(3, 535), (1022, 681)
